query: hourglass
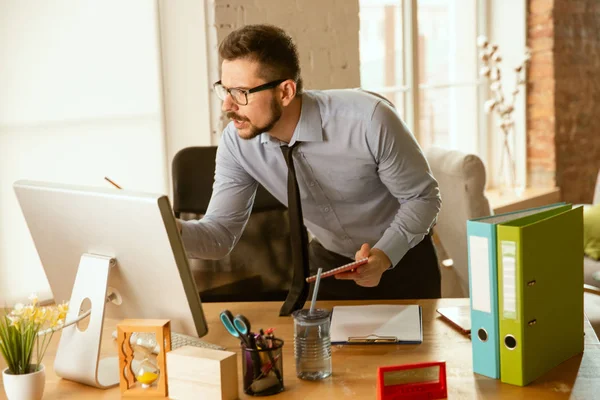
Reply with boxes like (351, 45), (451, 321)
(134, 342), (160, 388)
(116, 319), (171, 397)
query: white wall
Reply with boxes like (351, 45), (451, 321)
(158, 0), (213, 176)
(0, 1), (167, 304)
(208, 0), (361, 135)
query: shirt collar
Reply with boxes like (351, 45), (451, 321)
(260, 92), (323, 147)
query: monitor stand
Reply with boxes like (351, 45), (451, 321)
(54, 253), (120, 389)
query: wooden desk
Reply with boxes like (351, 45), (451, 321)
(1, 299), (599, 399)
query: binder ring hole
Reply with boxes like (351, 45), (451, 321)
(477, 328), (488, 342)
(504, 335), (517, 350)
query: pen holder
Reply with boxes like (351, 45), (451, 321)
(241, 338), (284, 396)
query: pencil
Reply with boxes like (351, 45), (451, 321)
(104, 176), (122, 189)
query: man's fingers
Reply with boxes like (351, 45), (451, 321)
(355, 266), (368, 275)
(355, 273), (380, 287)
(355, 243), (371, 260)
(335, 270), (360, 280)
(360, 243), (371, 257)
(336, 265), (374, 280)
(356, 280), (378, 287)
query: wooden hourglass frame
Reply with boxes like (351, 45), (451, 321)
(117, 319), (171, 397)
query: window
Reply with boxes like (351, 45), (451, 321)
(0, 1), (165, 304)
(359, 0), (492, 178)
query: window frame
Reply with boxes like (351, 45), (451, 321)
(359, 0), (527, 190)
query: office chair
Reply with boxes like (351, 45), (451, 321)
(172, 146), (293, 302)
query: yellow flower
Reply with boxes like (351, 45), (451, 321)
(57, 302), (69, 322)
(58, 302), (69, 313)
(7, 315), (20, 329)
(28, 293), (39, 307)
(11, 303), (24, 316)
(22, 305), (35, 321)
(48, 309), (61, 328)
(34, 307), (47, 325)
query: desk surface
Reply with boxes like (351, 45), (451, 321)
(1, 298), (599, 399)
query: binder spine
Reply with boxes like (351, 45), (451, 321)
(468, 222), (500, 379)
(498, 226), (525, 386)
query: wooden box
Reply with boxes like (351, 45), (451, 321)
(166, 346), (238, 400)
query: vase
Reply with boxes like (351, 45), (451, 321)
(497, 124), (523, 197)
(2, 364), (46, 400)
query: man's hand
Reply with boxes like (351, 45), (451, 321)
(335, 243), (392, 287)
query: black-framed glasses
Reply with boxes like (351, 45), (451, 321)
(213, 79), (287, 105)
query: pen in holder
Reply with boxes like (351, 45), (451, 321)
(241, 338), (284, 396)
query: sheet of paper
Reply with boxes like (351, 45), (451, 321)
(330, 304), (422, 343)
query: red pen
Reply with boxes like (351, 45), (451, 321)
(265, 328), (275, 348)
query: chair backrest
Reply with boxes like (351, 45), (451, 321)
(172, 146), (286, 216)
(425, 146), (492, 298)
(172, 146), (292, 302)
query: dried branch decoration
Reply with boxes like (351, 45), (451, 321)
(477, 35), (531, 192)
(478, 36), (531, 126)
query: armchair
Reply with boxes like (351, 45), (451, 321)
(424, 147), (492, 298)
(583, 168), (600, 335)
(584, 168), (600, 284)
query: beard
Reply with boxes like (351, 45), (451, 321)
(227, 98), (283, 140)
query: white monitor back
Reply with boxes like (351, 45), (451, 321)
(13, 179), (207, 337)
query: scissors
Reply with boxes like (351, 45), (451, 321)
(220, 310), (252, 347)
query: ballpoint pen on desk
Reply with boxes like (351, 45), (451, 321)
(104, 176), (122, 189)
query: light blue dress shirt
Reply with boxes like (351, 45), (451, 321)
(181, 89), (441, 267)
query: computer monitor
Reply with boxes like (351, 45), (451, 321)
(13, 179), (208, 388)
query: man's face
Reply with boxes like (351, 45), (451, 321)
(220, 58), (283, 140)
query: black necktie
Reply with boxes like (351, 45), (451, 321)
(279, 142), (310, 316)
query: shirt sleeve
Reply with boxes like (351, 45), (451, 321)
(367, 101), (442, 267)
(179, 130), (257, 259)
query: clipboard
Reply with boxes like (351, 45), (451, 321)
(330, 305), (423, 344)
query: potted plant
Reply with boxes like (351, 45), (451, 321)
(0, 294), (68, 400)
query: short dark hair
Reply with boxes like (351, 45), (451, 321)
(219, 24), (303, 94)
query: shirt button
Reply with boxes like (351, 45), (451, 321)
(309, 182), (315, 187)
(343, 235), (350, 240)
(324, 207), (330, 212)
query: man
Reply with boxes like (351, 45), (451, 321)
(178, 24), (442, 312)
